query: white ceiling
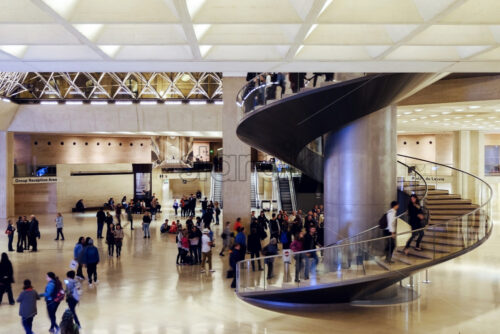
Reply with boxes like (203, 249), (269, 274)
(397, 100), (500, 133)
(1, 0), (500, 72)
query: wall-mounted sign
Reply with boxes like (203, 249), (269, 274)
(13, 177), (59, 184)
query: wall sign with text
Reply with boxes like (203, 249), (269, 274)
(13, 177), (59, 184)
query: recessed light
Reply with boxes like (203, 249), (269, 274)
(414, 108), (424, 112)
(403, 111), (412, 115)
(464, 120), (471, 123)
(454, 108), (464, 112)
(420, 116), (427, 119)
(91, 101), (107, 105)
(66, 101), (83, 105)
(441, 111), (451, 114)
(397, 114), (401, 117)
(476, 119), (483, 121)
(410, 118), (417, 121)
(454, 116), (463, 119)
(495, 109), (500, 112)
(401, 120), (408, 123)
(40, 101), (58, 105)
(444, 118), (451, 121)
(430, 114), (438, 117)
(115, 101), (133, 105)
(488, 116), (496, 119)
(1, 98), (11, 102)
(433, 120), (439, 123)
(469, 106), (480, 109)
(466, 114), (473, 117)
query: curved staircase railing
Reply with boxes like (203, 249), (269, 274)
(235, 155), (493, 303)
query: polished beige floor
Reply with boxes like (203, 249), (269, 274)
(0, 208), (499, 334)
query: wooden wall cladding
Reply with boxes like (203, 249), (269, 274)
(14, 183), (57, 215)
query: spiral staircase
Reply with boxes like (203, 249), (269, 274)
(233, 74), (493, 304)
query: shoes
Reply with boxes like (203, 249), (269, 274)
(147, 236), (150, 238)
(200, 270), (206, 273)
(403, 247), (409, 256)
(209, 269), (215, 273)
(294, 279), (300, 283)
(219, 253), (224, 256)
(95, 280), (99, 284)
(131, 228), (134, 230)
(54, 239), (58, 241)
(143, 236), (147, 239)
(385, 260), (395, 264)
(9, 302), (15, 305)
(76, 276), (85, 280)
(88, 283), (93, 288)
(414, 247), (423, 251)
(258, 268), (264, 271)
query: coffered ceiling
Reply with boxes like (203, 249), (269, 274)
(1, 0), (500, 72)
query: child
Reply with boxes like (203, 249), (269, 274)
(17, 279), (40, 334)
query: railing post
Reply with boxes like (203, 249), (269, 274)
(422, 269), (431, 284)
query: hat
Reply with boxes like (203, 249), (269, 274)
(203, 228), (210, 234)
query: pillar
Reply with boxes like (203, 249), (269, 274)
(222, 76), (251, 226)
(453, 130), (484, 204)
(0, 131), (14, 218)
(323, 106), (397, 245)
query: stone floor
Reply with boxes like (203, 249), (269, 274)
(0, 208), (498, 333)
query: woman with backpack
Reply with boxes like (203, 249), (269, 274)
(39, 272), (64, 333)
(59, 308), (80, 334)
(64, 270), (81, 329)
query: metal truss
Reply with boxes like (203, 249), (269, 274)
(0, 72), (223, 102)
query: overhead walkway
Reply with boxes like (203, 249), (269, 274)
(234, 74), (493, 303)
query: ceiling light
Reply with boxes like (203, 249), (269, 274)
(410, 118), (417, 121)
(1, 98), (10, 102)
(454, 108), (464, 112)
(476, 118), (483, 121)
(397, 114), (401, 117)
(181, 73), (191, 82)
(165, 101), (182, 105)
(469, 105), (480, 109)
(66, 101), (82, 105)
(115, 101), (133, 105)
(464, 120), (471, 123)
(401, 120), (408, 123)
(488, 116), (496, 119)
(454, 116), (463, 119)
(414, 108), (424, 112)
(441, 111), (451, 114)
(433, 120), (439, 123)
(214, 101), (223, 105)
(495, 120), (500, 123)
(430, 114), (438, 117)
(40, 101), (58, 105)
(420, 116), (427, 119)
(403, 111), (412, 115)
(444, 118), (451, 121)
(189, 101), (206, 105)
(466, 114), (473, 117)
(495, 109), (500, 112)
(91, 101), (107, 105)
(140, 101), (158, 105)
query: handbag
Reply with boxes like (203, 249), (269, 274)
(69, 259), (78, 270)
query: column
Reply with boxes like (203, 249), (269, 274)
(323, 106), (397, 245)
(222, 76), (251, 227)
(453, 130), (484, 204)
(0, 131), (14, 218)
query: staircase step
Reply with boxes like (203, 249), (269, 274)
(427, 190), (450, 195)
(409, 241), (459, 253)
(426, 199), (472, 205)
(426, 204), (478, 210)
(391, 253), (416, 265)
(420, 235), (464, 246)
(426, 194), (462, 200)
(396, 247), (434, 259)
(428, 225), (482, 233)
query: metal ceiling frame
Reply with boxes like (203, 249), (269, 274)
(0, 71), (223, 102)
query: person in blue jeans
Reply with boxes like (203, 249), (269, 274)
(142, 212), (152, 238)
(303, 227), (318, 281)
(39, 272), (62, 333)
(17, 279), (40, 334)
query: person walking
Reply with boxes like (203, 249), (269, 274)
(113, 224), (124, 258)
(17, 279), (40, 334)
(173, 199), (179, 216)
(39, 272), (63, 333)
(219, 221), (231, 256)
(106, 223), (115, 257)
(142, 212), (152, 238)
(64, 270), (81, 329)
(404, 195), (425, 254)
(200, 229), (214, 273)
(80, 239), (99, 287)
(54, 213), (65, 241)
(59, 308), (80, 334)
(0, 252), (15, 305)
(73, 237), (85, 281)
(96, 208), (105, 239)
(247, 228), (263, 271)
(28, 216), (40, 252)
(303, 227), (318, 280)
(235, 227), (247, 261)
(384, 201), (399, 263)
(5, 220), (15, 252)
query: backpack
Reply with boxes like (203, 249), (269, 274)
(52, 280), (65, 303)
(378, 213), (388, 230)
(280, 231), (288, 244)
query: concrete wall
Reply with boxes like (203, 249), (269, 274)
(56, 163), (134, 212)
(9, 103), (222, 133)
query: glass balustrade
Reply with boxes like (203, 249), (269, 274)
(236, 155), (493, 296)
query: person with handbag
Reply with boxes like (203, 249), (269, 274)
(64, 270), (82, 329)
(0, 252), (15, 305)
(5, 220), (15, 252)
